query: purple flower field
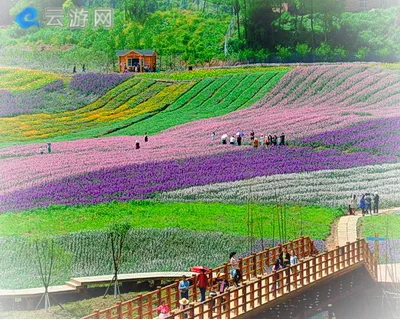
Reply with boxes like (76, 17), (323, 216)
(368, 240), (400, 263)
(1, 146), (397, 212)
(302, 117), (400, 157)
(69, 73), (131, 95)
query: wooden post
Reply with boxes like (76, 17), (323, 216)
(137, 294), (143, 319)
(225, 289), (231, 318)
(249, 281), (255, 309)
(207, 297), (213, 318)
(157, 286), (162, 304)
(300, 237), (305, 259)
(105, 308), (111, 319)
(233, 288), (238, 315)
(127, 301), (132, 318)
(192, 275), (198, 302)
(188, 302), (195, 319)
(93, 310), (100, 319)
(242, 281), (247, 313)
(257, 275), (262, 305)
(374, 233), (380, 261)
(260, 252), (265, 274)
(166, 286), (172, 310)
(148, 294), (153, 319)
(335, 246), (340, 271)
(239, 258), (244, 281)
(174, 281), (180, 310)
(246, 258), (251, 281)
(224, 263), (229, 280)
(116, 302), (122, 318)
(272, 271), (277, 298)
(198, 300), (204, 318)
(252, 254), (257, 278)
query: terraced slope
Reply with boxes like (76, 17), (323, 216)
(0, 70), (287, 145)
(0, 67), (62, 92)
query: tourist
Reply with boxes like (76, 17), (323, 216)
(135, 140), (140, 150)
(144, 133), (148, 143)
(289, 250), (298, 266)
(39, 146), (44, 155)
(156, 300), (170, 319)
(47, 142), (52, 154)
(229, 252), (241, 287)
(229, 135), (236, 145)
(271, 259), (284, 291)
(310, 241), (319, 256)
(197, 268), (208, 302)
(73, 65), (76, 73)
(280, 133), (285, 146)
(178, 275), (190, 299)
(360, 194), (366, 216)
(82, 64), (86, 72)
(124, 63), (128, 73)
(373, 193), (380, 214)
(211, 132), (216, 141)
(215, 273), (229, 294)
(237, 134), (242, 146)
(179, 298), (189, 318)
(259, 135), (264, 146)
(279, 247), (290, 268)
(365, 193), (372, 215)
(250, 130), (255, 141)
(272, 135), (278, 146)
(221, 134), (228, 145)
(253, 138), (259, 148)
(350, 195), (357, 215)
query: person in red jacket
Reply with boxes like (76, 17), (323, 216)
(197, 268), (209, 302)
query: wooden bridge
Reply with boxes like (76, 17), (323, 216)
(82, 237), (378, 319)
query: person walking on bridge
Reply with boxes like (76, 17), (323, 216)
(230, 252), (242, 287)
(197, 268), (208, 302)
(178, 275), (190, 299)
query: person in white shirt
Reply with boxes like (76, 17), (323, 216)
(229, 252), (241, 286)
(229, 136), (236, 145)
(211, 132), (216, 141)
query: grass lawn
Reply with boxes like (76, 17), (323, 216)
(0, 290), (146, 319)
(360, 213), (400, 239)
(0, 201), (343, 240)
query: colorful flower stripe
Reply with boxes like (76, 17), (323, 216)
(159, 162), (400, 207)
(1, 66), (400, 195)
(301, 117), (400, 156)
(0, 67), (61, 92)
(0, 146), (397, 212)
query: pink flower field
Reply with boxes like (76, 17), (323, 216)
(1, 65), (400, 199)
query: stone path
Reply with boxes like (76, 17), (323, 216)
(337, 214), (361, 247)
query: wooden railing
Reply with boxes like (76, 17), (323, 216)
(82, 237), (313, 319)
(166, 239), (378, 319)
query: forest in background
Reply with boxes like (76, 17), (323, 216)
(0, 0), (399, 71)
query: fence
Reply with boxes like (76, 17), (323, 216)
(82, 237), (313, 319)
(166, 239), (378, 319)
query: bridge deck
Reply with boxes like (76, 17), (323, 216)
(377, 263), (400, 283)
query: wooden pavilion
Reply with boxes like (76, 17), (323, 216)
(117, 49), (157, 73)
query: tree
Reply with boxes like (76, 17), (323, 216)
(32, 236), (72, 312)
(103, 221), (132, 299)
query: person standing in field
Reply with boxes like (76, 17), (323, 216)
(229, 135), (236, 145)
(197, 269), (208, 302)
(221, 134), (228, 145)
(289, 250), (298, 266)
(237, 134), (242, 146)
(135, 140), (140, 150)
(280, 133), (285, 145)
(373, 193), (380, 214)
(360, 194), (366, 216)
(253, 138), (259, 148)
(350, 195), (357, 215)
(39, 146), (44, 155)
(250, 130), (255, 141)
(47, 142), (52, 154)
(365, 193), (372, 215)
(230, 252), (241, 287)
(178, 275), (190, 299)
(211, 132), (216, 141)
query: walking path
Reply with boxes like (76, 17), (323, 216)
(336, 207), (400, 283)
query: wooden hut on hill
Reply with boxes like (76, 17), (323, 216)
(117, 49), (157, 73)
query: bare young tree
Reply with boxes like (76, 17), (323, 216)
(103, 221), (132, 300)
(33, 237), (71, 312)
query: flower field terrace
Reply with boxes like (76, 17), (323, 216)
(1, 65), (400, 198)
(159, 162), (400, 208)
(0, 145), (397, 212)
(0, 67), (61, 92)
(0, 72), (132, 117)
(300, 117), (400, 157)
(0, 69), (286, 144)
